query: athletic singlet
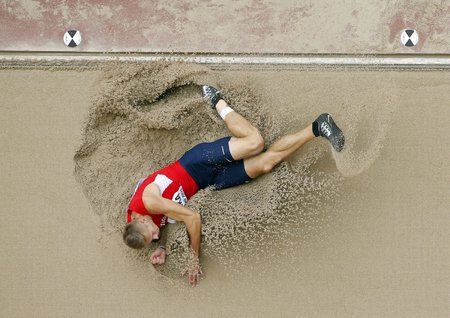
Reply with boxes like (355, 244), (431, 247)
(126, 161), (199, 228)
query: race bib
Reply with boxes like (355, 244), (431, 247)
(172, 186), (188, 206)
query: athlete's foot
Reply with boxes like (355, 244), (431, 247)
(201, 85), (223, 109)
(314, 113), (345, 152)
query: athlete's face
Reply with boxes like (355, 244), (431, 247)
(135, 215), (160, 243)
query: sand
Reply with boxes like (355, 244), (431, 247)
(1, 64), (449, 317)
(73, 62), (340, 277)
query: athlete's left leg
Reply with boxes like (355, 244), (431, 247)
(202, 85), (264, 160)
(215, 100), (264, 160)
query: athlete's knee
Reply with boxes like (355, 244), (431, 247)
(261, 162), (274, 174)
(248, 129), (264, 154)
(259, 155), (276, 174)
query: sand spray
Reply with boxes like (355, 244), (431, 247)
(74, 62), (396, 280)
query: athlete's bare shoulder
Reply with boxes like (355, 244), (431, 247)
(142, 183), (162, 212)
(143, 182), (161, 198)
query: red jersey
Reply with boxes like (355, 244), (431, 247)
(127, 161), (199, 228)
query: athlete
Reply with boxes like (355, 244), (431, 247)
(123, 85), (345, 286)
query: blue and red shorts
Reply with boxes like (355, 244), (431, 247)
(178, 136), (252, 190)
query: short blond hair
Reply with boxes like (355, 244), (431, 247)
(123, 221), (146, 249)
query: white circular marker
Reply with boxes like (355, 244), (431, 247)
(63, 29), (82, 47)
(400, 29), (419, 47)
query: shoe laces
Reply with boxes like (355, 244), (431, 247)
(203, 86), (214, 97)
(320, 122), (332, 137)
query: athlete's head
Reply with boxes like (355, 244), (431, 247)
(123, 214), (160, 249)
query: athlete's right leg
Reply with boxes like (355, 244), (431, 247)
(202, 85), (264, 160)
(243, 125), (315, 179)
(244, 113), (345, 179)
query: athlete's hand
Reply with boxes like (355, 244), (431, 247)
(182, 258), (204, 287)
(150, 247), (166, 265)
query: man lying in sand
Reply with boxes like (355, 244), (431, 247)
(123, 85), (345, 286)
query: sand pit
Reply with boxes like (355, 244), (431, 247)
(73, 62), (345, 276)
(1, 64), (449, 317)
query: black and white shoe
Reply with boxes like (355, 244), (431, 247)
(314, 113), (345, 152)
(201, 85), (222, 108)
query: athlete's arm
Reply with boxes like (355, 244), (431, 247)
(143, 184), (203, 285)
(142, 184), (202, 259)
(149, 224), (170, 265)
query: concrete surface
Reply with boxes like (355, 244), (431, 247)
(1, 0), (449, 54)
(1, 52), (449, 71)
